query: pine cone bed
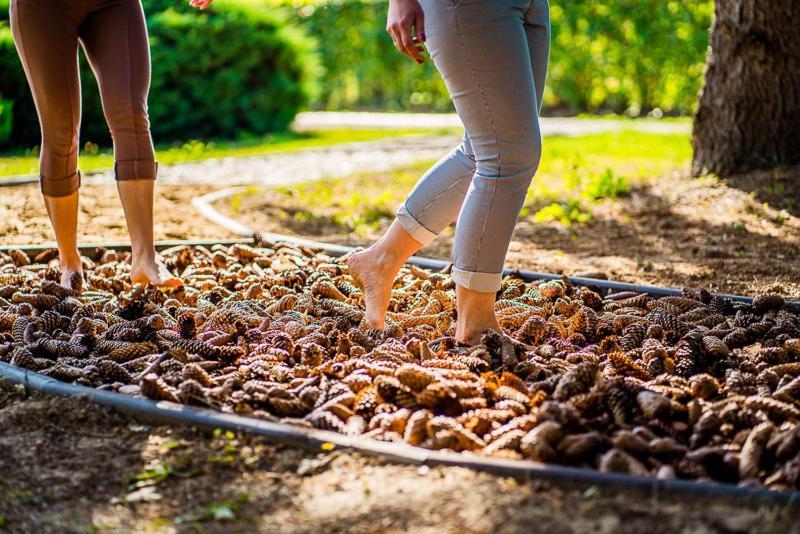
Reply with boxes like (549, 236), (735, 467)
(1, 240), (799, 491)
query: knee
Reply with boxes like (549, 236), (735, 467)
(479, 132), (542, 184)
(41, 119), (79, 155)
(104, 96), (156, 181)
(457, 139), (477, 164)
(104, 97), (150, 137)
(506, 131), (542, 178)
(39, 118), (80, 196)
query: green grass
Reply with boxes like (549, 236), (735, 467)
(234, 129), (691, 233)
(521, 129), (690, 222)
(0, 128), (453, 178)
(573, 114), (693, 123)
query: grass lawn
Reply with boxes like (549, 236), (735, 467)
(0, 128), (454, 178)
(228, 129), (692, 235)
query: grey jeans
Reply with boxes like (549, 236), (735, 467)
(396, 0), (550, 292)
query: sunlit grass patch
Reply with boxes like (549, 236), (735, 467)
(236, 130), (690, 232)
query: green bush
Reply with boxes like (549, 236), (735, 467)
(0, 0), (318, 148)
(549, 0), (712, 115)
(0, 25), (36, 147)
(0, 97), (11, 144)
(276, 0), (451, 112)
(147, 1), (318, 141)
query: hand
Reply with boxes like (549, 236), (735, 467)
(387, 0), (426, 64)
(189, 0), (213, 9)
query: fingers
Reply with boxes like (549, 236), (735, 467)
(399, 27), (424, 64)
(415, 9), (426, 45)
(386, 2), (427, 64)
(389, 20), (425, 63)
(189, 0), (213, 9)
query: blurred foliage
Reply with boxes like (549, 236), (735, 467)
(533, 199), (593, 225)
(273, 0), (446, 111)
(270, 0), (712, 115)
(582, 169), (631, 201)
(0, 0), (318, 148)
(0, 97), (11, 144)
(0, 0), (711, 150)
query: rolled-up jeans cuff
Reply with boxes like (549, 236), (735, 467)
(451, 266), (502, 293)
(396, 203), (438, 246)
(40, 170), (81, 197)
(115, 160), (158, 181)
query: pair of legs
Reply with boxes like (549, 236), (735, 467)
(9, 0), (178, 288)
(350, 0), (550, 343)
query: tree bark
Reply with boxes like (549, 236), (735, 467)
(692, 0), (800, 177)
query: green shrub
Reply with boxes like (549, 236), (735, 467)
(1, 0), (712, 150)
(549, 0), (712, 115)
(0, 25), (36, 147)
(0, 97), (11, 144)
(147, 1), (318, 141)
(274, 0), (451, 112)
(0, 0), (318, 148)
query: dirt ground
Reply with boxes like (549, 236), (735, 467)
(1, 167), (800, 532)
(0, 184), (235, 246)
(2, 386), (798, 533)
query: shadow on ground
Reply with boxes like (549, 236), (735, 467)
(722, 164), (800, 217)
(510, 181), (799, 295)
(1, 382), (799, 533)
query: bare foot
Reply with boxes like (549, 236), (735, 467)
(59, 263), (83, 292)
(456, 317), (502, 345)
(347, 248), (398, 329)
(131, 255), (182, 288)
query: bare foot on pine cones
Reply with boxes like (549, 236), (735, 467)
(347, 248), (396, 330)
(130, 256), (182, 288)
(59, 266), (84, 292)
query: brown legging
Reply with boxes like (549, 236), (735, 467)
(9, 0), (157, 197)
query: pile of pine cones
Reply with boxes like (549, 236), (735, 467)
(1, 239), (799, 490)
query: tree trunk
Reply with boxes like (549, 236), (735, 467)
(692, 0), (800, 177)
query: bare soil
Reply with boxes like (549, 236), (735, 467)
(1, 169), (800, 532)
(2, 386), (798, 533)
(0, 184), (235, 246)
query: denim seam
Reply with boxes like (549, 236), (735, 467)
(415, 162), (474, 225)
(453, 5), (500, 274)
(126, 1), (141, 169)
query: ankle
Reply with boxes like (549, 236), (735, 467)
(131, 247), (157, 265)
(457, 316), (501, 343)
(59, 251), (82, 270)
(458, 315), (500, 333)
(369, 244), (404, 272)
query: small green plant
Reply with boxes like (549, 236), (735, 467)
(176, 493), (250, 524)
(129, 462), (174, 488)
(774, 209), (789, 225)
(583, 168), (631, 200)
(533, 199), (592, 225)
